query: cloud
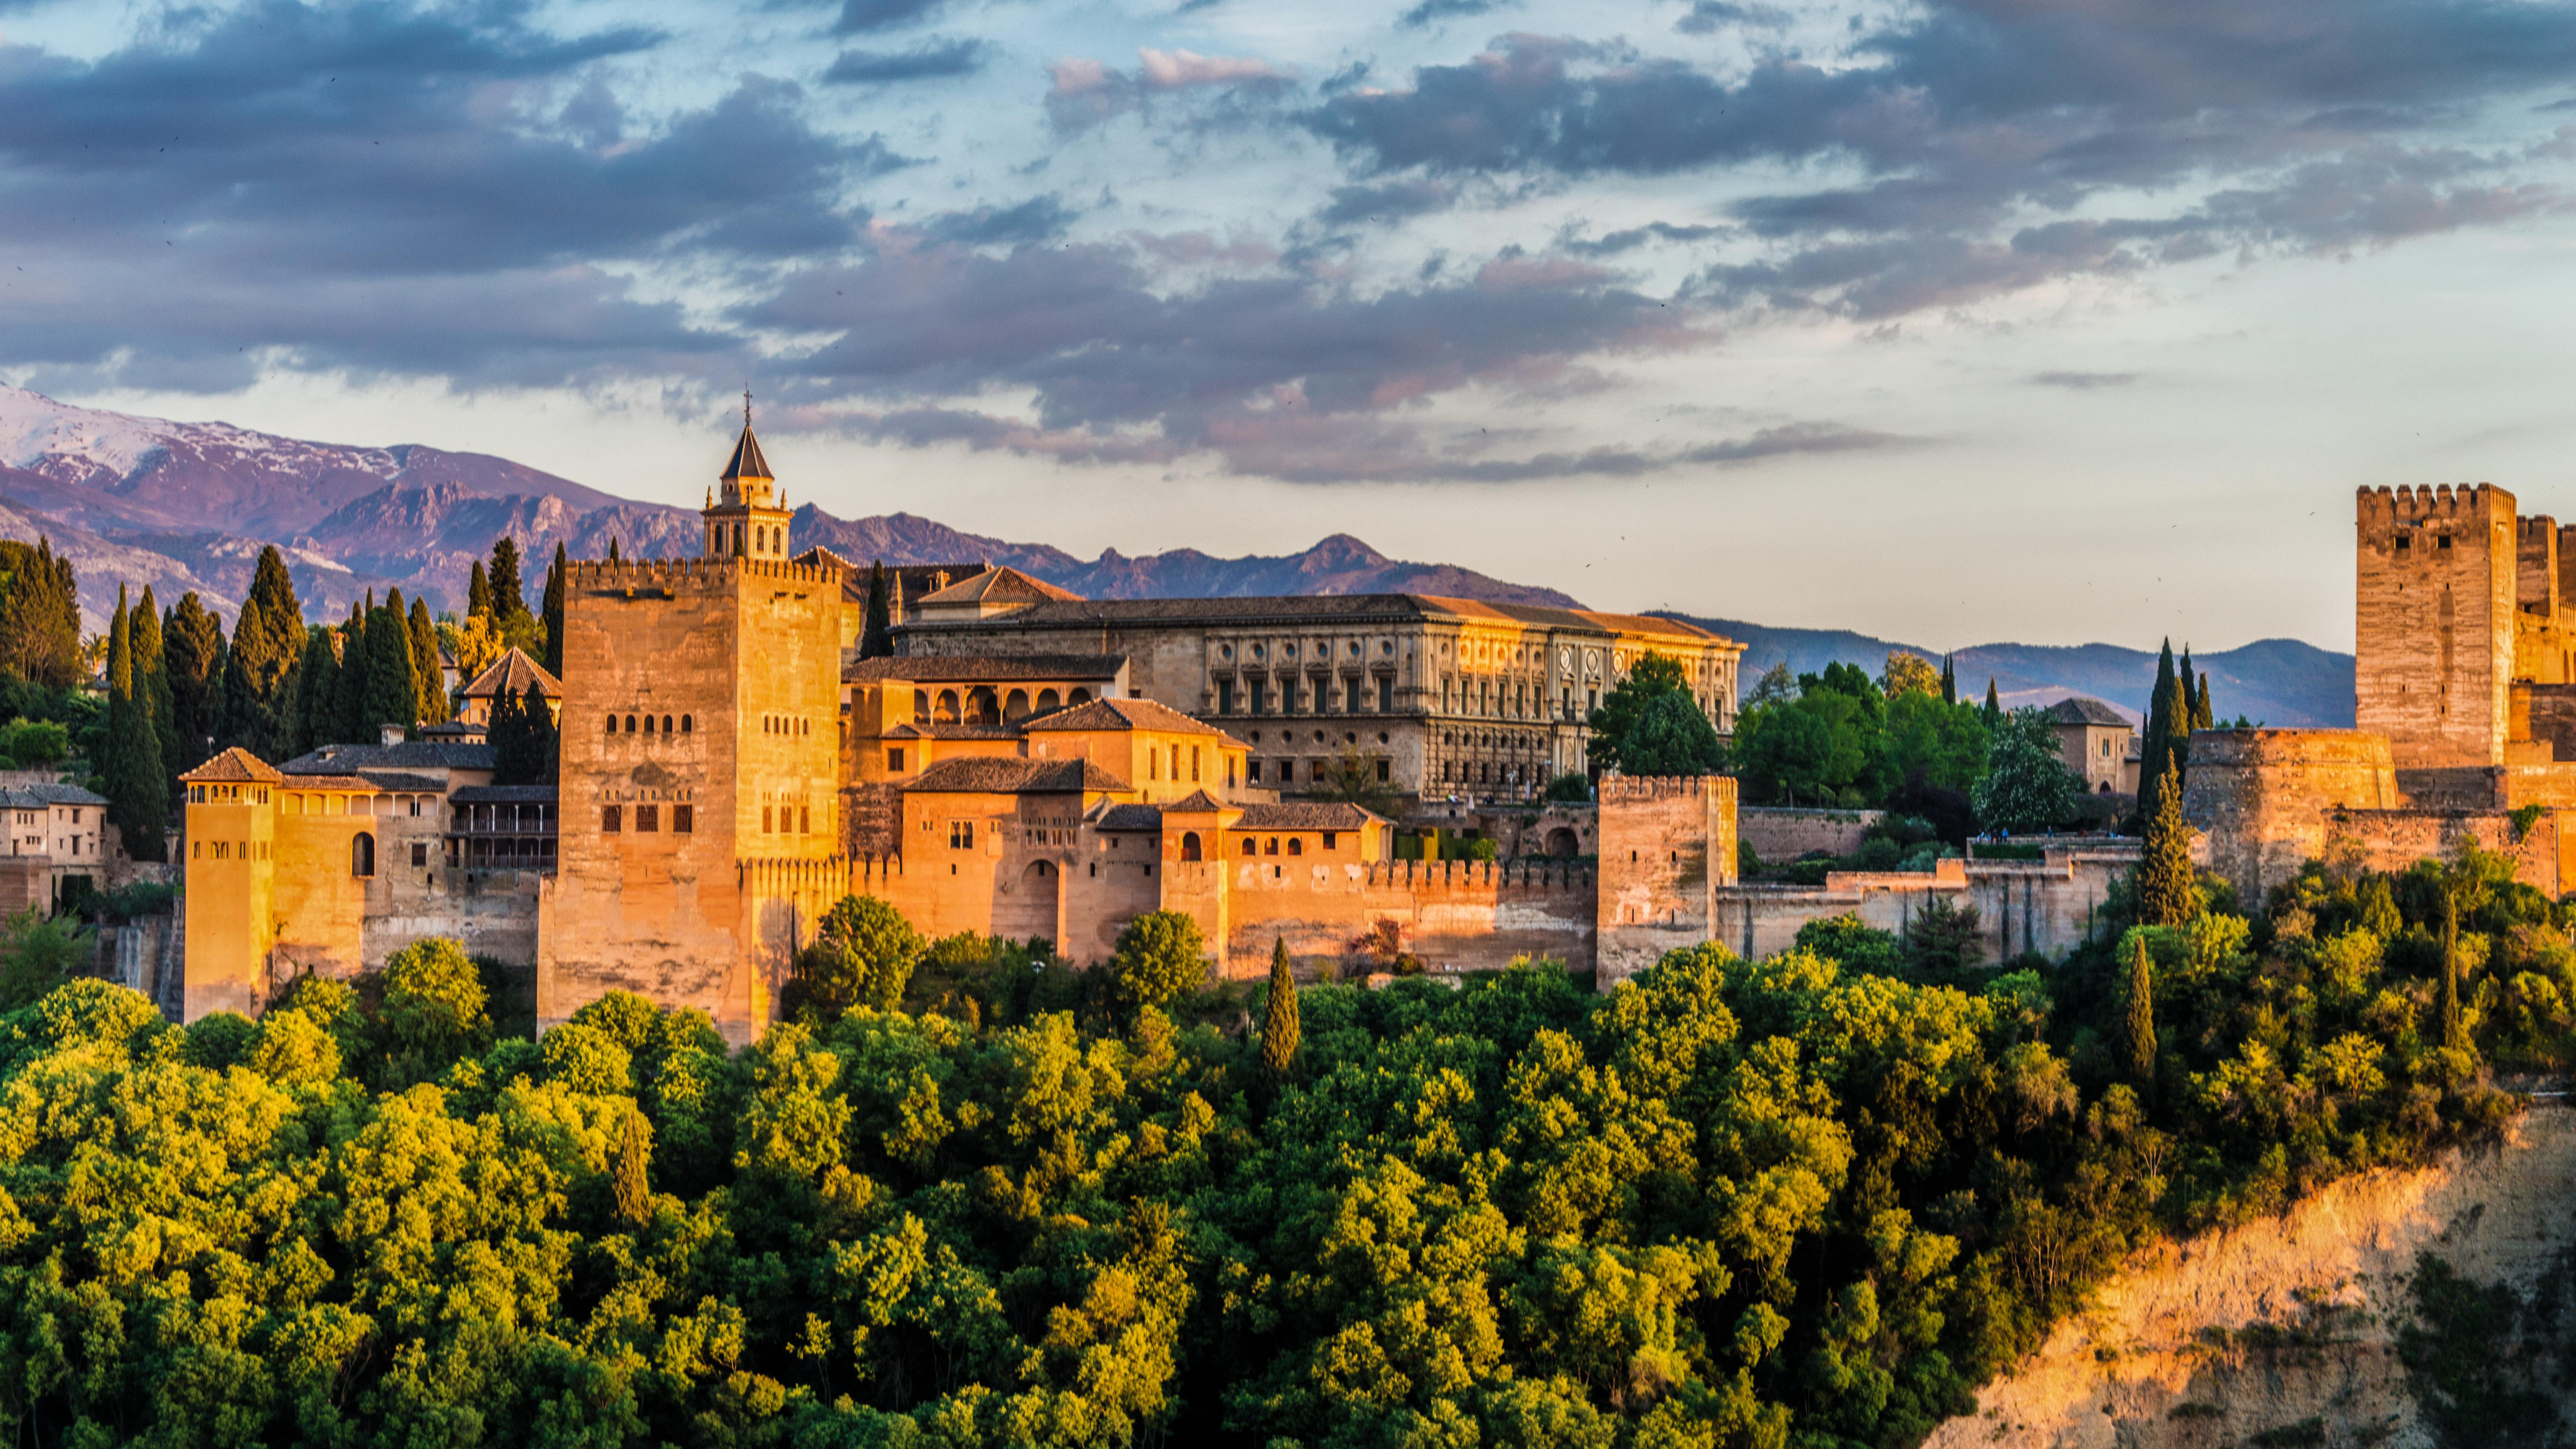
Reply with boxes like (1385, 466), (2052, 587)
(1049, 46), (1290, 132)
(823, 38), (984, 84)
(2030, 371), (2140, 389)
(1318, 177), (1457, 226)
(923, 196), (1075, 246)
(0, 0), (881, 390)
(1397, 0), (1516, 30)
(833, 0), (946, 34)
(1674, 1), (1790, 34)
(1305, 2), (2576, 314)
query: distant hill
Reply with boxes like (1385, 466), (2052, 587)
(0, 386), (1576, 629)
(1671, 615), (2355, 728)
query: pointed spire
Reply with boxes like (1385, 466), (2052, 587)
(720, 389), (772, 483)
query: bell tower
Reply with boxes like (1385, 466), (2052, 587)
(702, 391), (794, 561)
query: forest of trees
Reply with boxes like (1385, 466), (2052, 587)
(0, 831), (2551, 1446)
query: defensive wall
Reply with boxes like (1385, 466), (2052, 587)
(1713, 842), (2138, 963)
(1596, 774), (1737, 985)
(1737, 806), (1882, 863)
(1213, 857), (1596, 980)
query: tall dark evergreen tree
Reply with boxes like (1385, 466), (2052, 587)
(2138, 639), (2178, 819)
(103, 588), (166, 860)
(467, 560), (494, 623)
(294, 626), (339, 753)
(1939, 654), (1956, 706)
(408, 597), (446, 725)
(491, 680), (556, 786)
(0, 538), (83, 689)
(1261, 937), (1300, 1079)
(2178, 647), (2198, 733)
(2440, 891), (2467, 1052)
(541, 544), (568, 676)
(331, 602), (370, 747)
(1981, 678), (2001, 726)
(2136, 755), (2195, 926)
(163, 591), (225, 773)
(133, 585), (177, 803)
(860, 561), (894, 660)
(219, 547), (304, 758)
(2123, 934), (2156, 1099)
(2193, 671), (2214, 733)
(363, 591), (419, 736)
(489, 539), (529, 628)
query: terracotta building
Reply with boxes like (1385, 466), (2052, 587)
(2043, 697), (2134, 794)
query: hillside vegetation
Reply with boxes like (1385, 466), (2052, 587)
(0, 843), (2562, 1446)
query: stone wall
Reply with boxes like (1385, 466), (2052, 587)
(1595, 774), (1736, 986)
(2182, 728), (2400, 908)
(1216, 858), (1596, 979)
(2323, 806), (2570, 894)
(1712, 844), (2135, 964)
(1737, 806), (1881, 863)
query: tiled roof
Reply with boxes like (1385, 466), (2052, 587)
(460, 647), (562, 701)
(282, 739), (496, 773)
(1092, 803), (1164, 831)
(181, 747), (283, 784)
(896, 592), (1737, 648)
(451, 785), (560, 805)
(915, 565), (1084, 607)
(0, 784), (104, 808)
(884, 722), (1021, 740)
(358, 771), (451, 792)
(721, 423), (772, 481)
(1163, 789), (1226, 812)
(283, 773), (381, 792)
(1022, 697), (1236, 739)
(1235, 802), (1384, 831)
(794, 544), (857, 572)
(2045, 697), (2132, 728)
(908, 757), (1131, 794)
(845, 653), (1126, 684)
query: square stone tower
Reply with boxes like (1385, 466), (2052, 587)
(537, 423), (847, 1041)
(2356, 483), (2517, 774)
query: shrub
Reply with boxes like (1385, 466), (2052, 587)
(1110, 911), (1210, 1010)
(794, 895), (926, 1016)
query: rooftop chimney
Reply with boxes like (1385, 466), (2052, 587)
(380, 724), (407, 747)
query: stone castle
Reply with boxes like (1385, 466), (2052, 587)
(220, 419), (2538, 1040)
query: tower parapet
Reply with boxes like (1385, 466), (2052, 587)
(2355, 481), (2517, 776)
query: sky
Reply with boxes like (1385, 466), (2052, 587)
(7, 0), (2576, 652)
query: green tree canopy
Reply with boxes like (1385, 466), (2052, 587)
(1587, 652), (1713, 777)
(1972, 707), (2084, 834)
(1110, 910), (1210, 1010)
(795, 894), (928, 1014)
(162, 591), (225, 772)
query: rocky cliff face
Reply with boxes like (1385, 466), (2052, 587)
(1930, 1108), (2576, 1449)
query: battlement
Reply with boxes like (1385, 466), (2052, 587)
(1350, 858), (1594, 892)
(569, 557), (845, 594)
(2356, 483), (2514, 533)
(1598, 773), (1734, 802)
(736, 855), (848, 892)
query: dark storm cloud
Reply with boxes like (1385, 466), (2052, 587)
(0, 0), (878, 389)
(1307, 1), (2576, 313)
(823, 38), (985, 84)
(748, 231), (1731, 481)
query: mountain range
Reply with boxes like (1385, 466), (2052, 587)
(0, 385), (2353, 724)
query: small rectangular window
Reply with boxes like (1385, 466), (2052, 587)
(1322, 832), (1338, 849)
(410, 842), (428, 868)
(887, 747), (905, 771)
(637, 804), (659, 832)
(673, 805), (694, 834)
(1216, 679), (1234, 713)
(801, 806), (811, 834)
(1376, 760), (1391, 783)
(602, 805), (622, 832)
(1378, 677), (1394, 711)
(1247, 760), (1262, 783)
(2438, 534), (2454, 549)
(763, 805), (773, 833)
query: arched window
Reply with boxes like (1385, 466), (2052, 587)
(643, 714), (655, 734)
(681, 715), (691, 734)
(936, 690), (960, 723)
(1005, 689), (1030, 721)
(1181, 832), (1202, 862)
(732, 523), (743, 554)
(1265, 836), (1279, 856)
(605, 714), (617, 734)
(662, 715), (673, 734)
(625, 714), (637, 733)
(914, 692), (931, 725)
(1036, 689), (1060, 712)
(1287, 837), (1302, 856)
(352, 832), (375, 877)
(1069, 689), (1092, 706)
(1241, 838), (1256, 857)
(967, 686), (997, 724)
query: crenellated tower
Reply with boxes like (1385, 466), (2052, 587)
(2355, 483), (2517, 781)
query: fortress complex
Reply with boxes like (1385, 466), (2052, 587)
(2186, 483), (2576, 904)
(181, 416), (2145, 1041)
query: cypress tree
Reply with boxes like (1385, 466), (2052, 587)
(489, 539), (528, 628)
(1981, 678), (2001, 726)
(220, 547), (303, 757)
(860, 561), (894, 660)
(541, 544), (568, 677)
(1940, 653), (1956, 706)
(2179, 647), (2198, 731)
(331, 602), (370, 746)
(294, 626), (339, 753)
(2440, 890), (2467, 1052)
(525, 680), (558, 783)
(2160, 666), (2192, 786)
(2194, 670), (2214, 732)
(409, 597), (447, 725)
(104, 588), (166, 860)
(491, 681), (556, 786)
(1260, 937), (1300, 1079)
(2123, 933), (2156, 1097)
(607, 536), (620, 564)
(2137, 754), (2195, 926)
(2138, 639), (2177, 818)
(467, 560), (493, 622)
(613, 1102), (652, 1226)
(363, 591), (419, 736)
(163, 591), (225, 772)
(487, 681), (525, 778)
(133, 585), (177, 802)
